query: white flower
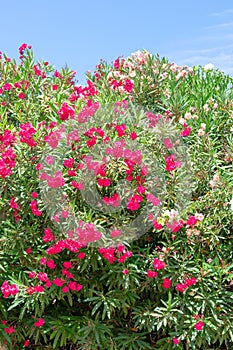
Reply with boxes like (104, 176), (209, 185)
(204, 63), (214, 71)
(195, 213), (204, 221)
(203, 104), (209, 112)
(198, 129), (205, 136)
(163, 209), (178, 219)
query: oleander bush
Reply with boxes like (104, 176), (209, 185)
(0, 45), (233, 349)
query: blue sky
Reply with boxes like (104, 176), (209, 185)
(1, 0), (233, 85)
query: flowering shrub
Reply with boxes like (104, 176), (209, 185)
(0, 45), (233, 349)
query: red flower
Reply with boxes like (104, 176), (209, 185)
(186, 216), (198, 226)
(19, 43), (27, 54)
(58, 102), (75, 120)
(176, 283), (186, 293)
(18, 92), (26, 99)
(77, 252), (86, 259)
(24, 340), (30, 346)
(172, 338), (179, 345)
(130, 131), (137, 140)
(3, 83), (12, 91)
(115, 124), (126, 137)
(63, 261), (73, 269)
(97, 178), (111, 187)
(195, 321), (204, 331)
(162, 278), (171, 289)
(25, 247), (32, 254)
(153, 258), (166, 270)
(147, 270), (158, 278)
(124, 79), (134, 93)
(127, 201), (140, 211)
(71, 180), (84, 190)
(102, 193), (120, 207)
(180, 126), (192, 137)
(34, 318), (44, 327)
(31, 192), (38, 198)
(53, 278), (65, 287)
(4, 326), (15, 334)
(47, 259), (56, 269)
(153, 220), (163, 230)
(165, 154), (182, 172)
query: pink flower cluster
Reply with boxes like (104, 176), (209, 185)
(176, 277), (197, 293)
(19, 123), (37, 147)
(165, 154), (182, 172)
(147, 258), (166, 278)
(0, 130), (17, 178)
(102, 193), (120, 207)
(1, 280), (19, 298)
(153, 258), (166, 270)
(9, 198), (21, 222)
(98, 245), (133, 264)
(58, 102), (75, 120)
(29, 199), (42, 216)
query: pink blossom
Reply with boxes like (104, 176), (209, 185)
(24, 340), (30, 346)
(172, 338), (179, 345)
(19, 43), (27, 54)
(102, 193), (120, 207)
(68, 282), (83, 291)
(153, 220), (163, 230)
(53, 278), (65, 287)
(147, 270), (158, 278)
(58, 102), (75, 120)
(77, 252), (86, 259)
(45, 156), (54, 165)
(47, 172), (65, 188)
(186, 216), (198, 226)
(165, 154), (182, 172)
(115, 124), (126, 137)
(167, 219), (184, 233)
(31, 192), (38, 198)
(162, 278), (171, 289)
(1, 280), (19, 298)
(146, 193), (161, 206)
(18, 92), (26, 99)
(71, 180), (84, 190)
(110, 229), (121, 238)
(97, 178), (111, 187)
(3, 83), (12, 91)
(153, 258), (166, 270)
(47, 259), (56, 269)
(195, 321), (204, 331)
(63, 261), (73, 269)
(130, 131), (137, 140)
(4, 326), (15, 334)
(180, 126), (192, 137)
(34, 318), (44, 327)
(163, 138), (173, 149)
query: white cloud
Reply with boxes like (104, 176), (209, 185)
(206, 21), (233, 29)
(210, 9), (233, 16)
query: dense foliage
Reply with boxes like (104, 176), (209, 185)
(0, 45), (233, 349)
